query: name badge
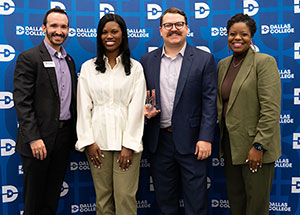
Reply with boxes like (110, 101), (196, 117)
(43, 61), (55, 68)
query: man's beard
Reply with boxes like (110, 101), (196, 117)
(46, 30), (67, 47)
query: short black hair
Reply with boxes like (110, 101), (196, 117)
(160, 7), (187, 26)
(227, 13), (257, 37)
(43, 8), (69, 26)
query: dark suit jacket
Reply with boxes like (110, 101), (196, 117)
(13, 42), (77, 157)
(140, 43), (217, 154)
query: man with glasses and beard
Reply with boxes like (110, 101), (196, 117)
(141, 7), (217, 215)
(13, 8), (77, 215)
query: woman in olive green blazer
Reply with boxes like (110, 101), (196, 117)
(217, 13), (281, 215)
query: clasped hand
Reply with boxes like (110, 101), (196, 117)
(87, 144), (133, 171)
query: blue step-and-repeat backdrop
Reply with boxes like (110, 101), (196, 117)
(1, 0), (300, 214)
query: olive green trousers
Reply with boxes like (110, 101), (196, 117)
(223, 127), (275, 215)
(87, 151), (142, 215)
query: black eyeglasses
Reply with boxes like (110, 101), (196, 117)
(162, 22), (186, 30)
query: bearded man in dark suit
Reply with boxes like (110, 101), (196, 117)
(13, 8), (77, 215)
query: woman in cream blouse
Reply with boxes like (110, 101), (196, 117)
(75, 14), (146, 215)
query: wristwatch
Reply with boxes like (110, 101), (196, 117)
(253, 143), (263, 151)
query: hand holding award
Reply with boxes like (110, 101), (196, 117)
(144, 89), (160, 119)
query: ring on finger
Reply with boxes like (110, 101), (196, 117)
(90, 157), (94, 160)
(127, 160), (130, 163)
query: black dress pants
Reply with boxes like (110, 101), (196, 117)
(22, 123), (72, 215)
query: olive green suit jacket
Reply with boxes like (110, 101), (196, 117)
(217, 49), (281, 165)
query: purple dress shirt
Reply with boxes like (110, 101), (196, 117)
(44, 40), (72, 120)
(159, 43), (186, 128)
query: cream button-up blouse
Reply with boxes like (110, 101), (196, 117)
(75, 56), (146, 153)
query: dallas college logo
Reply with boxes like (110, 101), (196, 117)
(2, 185), (18, 203)
(0, 44), (15, 62)
(147, 4), (162, 20)
(243, 0), (259, 16)
(99, 3), (114, 19)
(295, 0), (300, 13)
(0, 0), (15, 15)
(291, 177), (300, 193)
(0, 91), (14, 109)
(195, 2), (210, 19)
(1, 139), (15, 156)
(294, 42), (300, 60)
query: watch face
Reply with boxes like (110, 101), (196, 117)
(254, 143), (262, 151)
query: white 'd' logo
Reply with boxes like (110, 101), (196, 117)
(294, 42), (300, 59)
(0, 0), (15, 15)
(71, 205), (79, 213)
(294, 88), (300, 104)
(292, 177), (300, 193)
(2, 185), (18, 203)
(0, 91), (14, 109)
(147, 4), (162, 20)
(261, 25), (269, 34)
(1, 139), (15, 156)
(195, 3), (210, 19)
(68, 28), (76, 37)
(18, 165), (23, 175)
(149, 176), (154, 191)
(211, 27), (219, 36)
(60, 181), (69, 197)
(16, 26), (25, 35)
(0, 44), (15, 62)
(50, 1), (66, 10)
(211, 199), (219, 208)
(70, 162), (78, 171)
(243, 0), (259, 16)
(207, 177), (211, 189)
(295, 0), (300, 13)
(293, 133), (300, 149)
(99, 3), (114, 19)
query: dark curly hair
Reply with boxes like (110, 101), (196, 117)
(227, 13), (257, 37)
(95, 14), (131, 76)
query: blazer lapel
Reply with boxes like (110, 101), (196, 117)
(226, 49), (254, 114)
(39, 42), (59, 98)
(152, 48), (163, 109)
(173, 44), (193, 112)
(217, 55), (232, 117)
(218, 56), (232, 95)
(65, 54), (76, 94)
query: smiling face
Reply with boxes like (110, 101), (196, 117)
(228, 22), (252, 55)
(42, 12), (69, 52)
(159, 13), (188, 49)
(101, 21), (122, 56)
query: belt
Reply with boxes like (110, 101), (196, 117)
(162, 126), (172, 132)
(58, 120), (71, 128)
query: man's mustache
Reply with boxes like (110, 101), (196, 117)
(167, 31), (182, 37)
(51, 33), (65, 38)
